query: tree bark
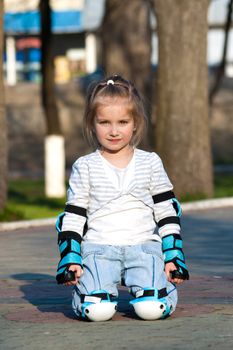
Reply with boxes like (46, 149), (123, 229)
(0, 0), (8, 211)
(101, 0), (153, 148)
(102, 0), (152, 99)
(152, 0), (213, 198)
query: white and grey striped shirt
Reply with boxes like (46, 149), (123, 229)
(62, 148), (181, 245)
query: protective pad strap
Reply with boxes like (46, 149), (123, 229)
(58, 231), (82, 244)
(158, 216), (180, 228)
(135, 287), (168, 299)
(152, 191), (175, 204)
(80, 291), (114, 303)
(56, 206), (87, 233)
(65, 204), (87, 217)
(153, 191), (182, 217)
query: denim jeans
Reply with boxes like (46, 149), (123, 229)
(72, 241), (178, 316)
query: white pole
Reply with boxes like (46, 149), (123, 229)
(45, 135), (66, 198)
(85, 32), (97, 73)
(6, 36), (17, 86)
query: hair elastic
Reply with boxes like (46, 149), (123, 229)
(106, 79), (114, 85)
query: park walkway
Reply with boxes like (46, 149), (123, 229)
(0, 207), (233, 349)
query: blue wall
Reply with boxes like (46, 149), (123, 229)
(4, 10), (83, 34)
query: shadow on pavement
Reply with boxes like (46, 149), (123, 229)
(10, 273), (77, 320)
(9, 273), (136, 321)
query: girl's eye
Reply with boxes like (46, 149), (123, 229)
(99, 120), (109, 125)
(120, 120), (129, 124)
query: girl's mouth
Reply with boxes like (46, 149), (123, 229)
(108, 139), (121, 142)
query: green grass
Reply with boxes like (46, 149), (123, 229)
(177, 174), (233, 202)
(0, 179), (65, 222)
(178, 174), (233, 202)
(213, 174), (233, 198)
(0, 174), (233, 222)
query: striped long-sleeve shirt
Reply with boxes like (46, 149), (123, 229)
(61, 148), (181, 245)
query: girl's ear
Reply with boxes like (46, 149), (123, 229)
(133, 121), (137, 131)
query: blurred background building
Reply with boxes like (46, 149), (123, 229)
(3, 0), (104, 84)
(3, 0), (233, 85)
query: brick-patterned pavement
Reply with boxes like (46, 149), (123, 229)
(0, 208), (233, 349)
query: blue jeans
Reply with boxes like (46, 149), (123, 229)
(72, 241), (177, 316)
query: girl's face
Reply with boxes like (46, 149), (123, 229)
(94, 98), (135, 154)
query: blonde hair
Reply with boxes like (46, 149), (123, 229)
(83, 75), (147, 147)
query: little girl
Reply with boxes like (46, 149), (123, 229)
(56, 75), (189, 321)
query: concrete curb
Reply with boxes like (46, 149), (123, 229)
(181, 196), (233, 211)
(0, 197), (233, 232)
(0, 218), (56, 232)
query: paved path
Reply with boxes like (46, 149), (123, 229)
(0, 208), (233, 349)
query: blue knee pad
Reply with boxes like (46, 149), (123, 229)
(130, 288), (171, 320)
(79, 290), (117, 322)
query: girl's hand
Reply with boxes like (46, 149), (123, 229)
(64, 264), (83, 286)
(165, 262), (184, 285)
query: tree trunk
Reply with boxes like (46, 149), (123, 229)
(101, 0), (153, 148)
(0, 1), (8, 211)
(40, 0), (61, 135)
(40, 0), (65, 198)
(102, 0), (152, 98)
(152, 0), (213, 198)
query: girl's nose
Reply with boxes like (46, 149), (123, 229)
(110, 124), (119, 136)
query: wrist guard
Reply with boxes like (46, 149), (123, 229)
(56, 213), (83, 284)
(162, 234), (189, 280)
